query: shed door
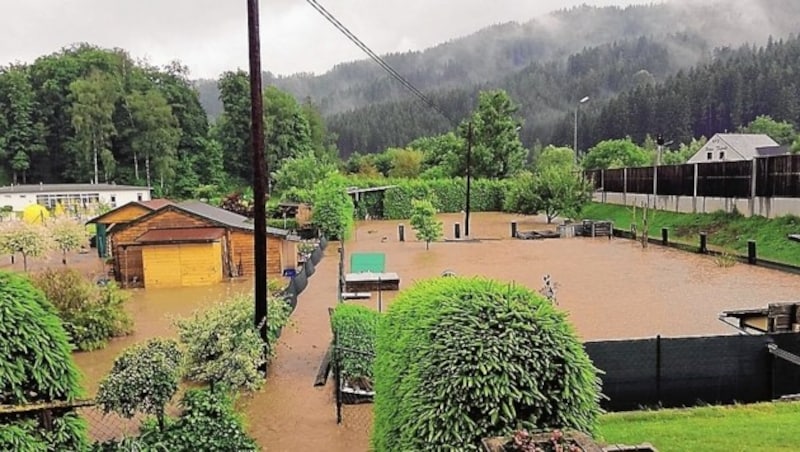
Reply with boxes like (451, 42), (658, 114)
(143, 242), (222, 288)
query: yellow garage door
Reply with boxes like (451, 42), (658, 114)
(143, 242), (222, 288)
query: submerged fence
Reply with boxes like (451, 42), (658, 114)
(585, 154), (800, 198)
(586, 332), (800, 412)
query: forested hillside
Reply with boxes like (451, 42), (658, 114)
(193, 0), (800, 155)
(586, 35), (800, 148)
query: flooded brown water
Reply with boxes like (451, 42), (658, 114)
(62, 212), (800, 450)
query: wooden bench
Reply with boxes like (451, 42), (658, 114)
(341, 292), (371, 300)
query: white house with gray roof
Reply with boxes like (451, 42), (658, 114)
(687, 133), (786, 164)
(0, 183), (151, 212)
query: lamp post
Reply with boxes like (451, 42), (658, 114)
(464, 121), (473, 238)
(247, 0), (269, 348)
(573, 96), (590, 164)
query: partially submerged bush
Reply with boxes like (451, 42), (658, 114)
(96, 338), (183, 431)
(175, 293), (291, 392)
(373, 277), (601, 451)
(93, 389), (258, 451)
(32, 268), (132, 351)
(0, 271), (88, 450)
(331, 304), (380, 388)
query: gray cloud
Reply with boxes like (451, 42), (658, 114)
(0, 0), (658, 78)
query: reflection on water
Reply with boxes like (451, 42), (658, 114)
(74, 279), (252, 394)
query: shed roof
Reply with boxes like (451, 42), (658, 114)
(135, 227), (225, 245)
(176, 201), (298, 238)
(755, 145), (791, 157)
(0, 183), (150, 194)
(86, 199), (172, 225)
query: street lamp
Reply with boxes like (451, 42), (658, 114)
(573, 96), (590, 164)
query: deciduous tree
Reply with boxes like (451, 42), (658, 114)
(69, 70), (120, 184)
(0, 221), (51, 271)
(410, 198), (443, 250)
(50, 218), (89, 264)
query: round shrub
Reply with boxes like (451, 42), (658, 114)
(0, 271), (88, 450)
(372, 277), (601, 451)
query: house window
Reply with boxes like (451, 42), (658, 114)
(110, 195), (117, 207)
(707, 152), (713, 160)
(137, 193), (143, 201)
(719, 151), (725, 160)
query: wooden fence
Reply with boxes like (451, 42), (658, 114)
(586, 154), (800, 198)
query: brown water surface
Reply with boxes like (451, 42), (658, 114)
(70, 212), (800, 451)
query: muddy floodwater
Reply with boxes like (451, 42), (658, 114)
(70, 212), (800, 450)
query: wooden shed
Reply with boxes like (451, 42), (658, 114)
(108, 201), (299, 288)
(87, 199), (174, 258)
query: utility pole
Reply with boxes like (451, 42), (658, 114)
(464, 121), (473, 238)
(248, 0), (269, 347)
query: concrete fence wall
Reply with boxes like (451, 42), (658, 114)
(593, 191), (800, 218)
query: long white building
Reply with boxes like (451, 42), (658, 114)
(0, 183), (151, 212)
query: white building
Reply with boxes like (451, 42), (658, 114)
(687, 133), (786, 163)
(0, 183), (151, 212)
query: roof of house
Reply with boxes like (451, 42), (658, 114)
(715, 134), (779, 159)
(755, 145), (791, 157)
(135, 227), (226, 245)
(0, 183), (150, 194)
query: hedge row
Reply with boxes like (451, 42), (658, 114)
(331, 304), (379, 384)
(346, 177), (511, 220)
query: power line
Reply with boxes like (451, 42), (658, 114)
(304, 0), (456, 126)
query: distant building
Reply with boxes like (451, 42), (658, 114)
(687, 133), (787, 164)
(0, 183), (151, 212)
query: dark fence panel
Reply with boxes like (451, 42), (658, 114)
(656, 164), (694, 196)
(603, 169), (625, 193)
(697, 160), (752, 198)
(756, 155), (800, 197)
(311, 247), (323, 265)
(771, 334), (800, 397)
(658, 335), (771, 407)
(584, 339), (658, 410)
(586, 333), (800, 412)
(304, 259), (316, 277)
(626, 167), (654, 194)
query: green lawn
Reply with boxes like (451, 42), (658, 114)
(581, 203), (800, 266)
(597, 402), (800, 452)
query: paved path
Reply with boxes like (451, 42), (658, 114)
(242, 245), (371, 451)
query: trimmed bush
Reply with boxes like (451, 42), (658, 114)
(331, 304), (380, 387)
(32, 268), (132, 351)
(0, 271), (88, 451)
(372, 277), (601, 451)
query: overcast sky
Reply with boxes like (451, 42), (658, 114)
(1, 1), (654, 79)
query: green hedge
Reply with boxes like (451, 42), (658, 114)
(372, 277), (601, 451)
(331, 304), (379, 384)
(0, 271), (88, 451)
(346, 177), (511, 219)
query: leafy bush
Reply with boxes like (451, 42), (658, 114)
(32, 268), (132, 351)
(142, 389), (258, 451)
(96, 338), (183, 431)
(312, 174), (355, 240)
(93, 389), (257, 452)
(175, 293), (291, 392)
(331, 304), (380, 386)
(0, 271), (88, 450)
(372, 277), (601, 451)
